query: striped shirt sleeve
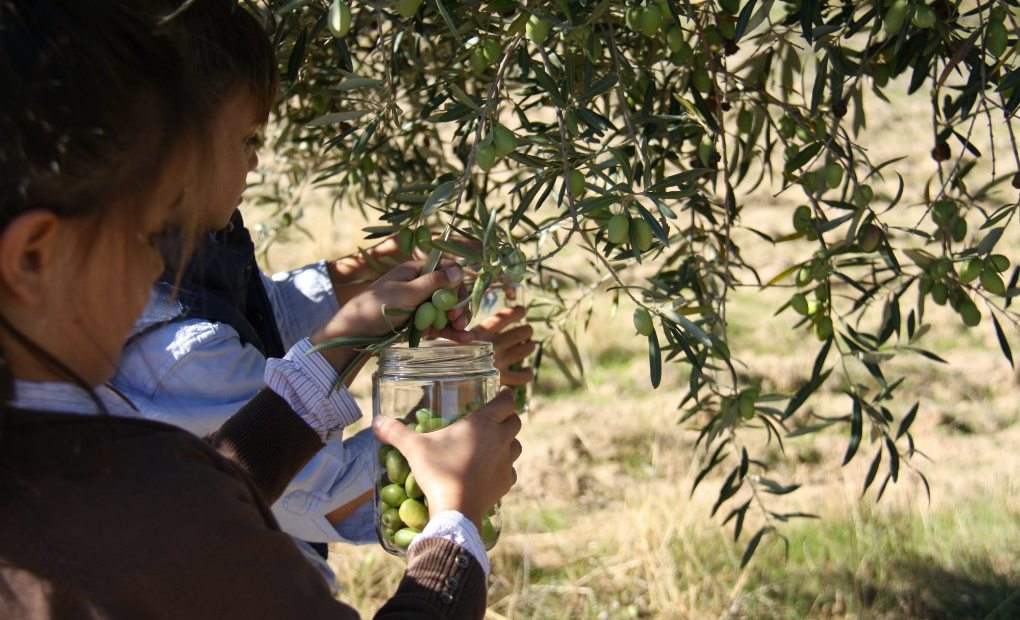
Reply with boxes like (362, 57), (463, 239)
(264, 338), (362, 442)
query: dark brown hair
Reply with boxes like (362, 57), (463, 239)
(157, 0), (279, 124)
(0, 0), (210, 416)
(0, 0), (205, 230)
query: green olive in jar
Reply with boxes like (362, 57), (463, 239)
(385, 450), (411, 485)
(381, 506), (403, 530)
(405, 472), (424, 499)
(393, 527), (421, 550)
(480, 517), (498, 546)
(378, 444), (392, 466)
(381, 483), (408, 508)
(399, 498), (430, 531)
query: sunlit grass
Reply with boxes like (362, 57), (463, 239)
(738, 499), (1020, 619)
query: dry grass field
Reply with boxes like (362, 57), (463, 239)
(250, 73), (1020, 619)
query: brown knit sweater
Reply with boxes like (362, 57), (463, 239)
(0, 389), (486, 619)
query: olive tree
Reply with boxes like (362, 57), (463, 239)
(252, 0), (1019, 563)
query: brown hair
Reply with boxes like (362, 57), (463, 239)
(0, 0), (206, 230)
(157, 0), (279, 124)
(0, 0), (212, 414)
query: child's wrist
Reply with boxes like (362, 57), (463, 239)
(309, 325), (361, 374)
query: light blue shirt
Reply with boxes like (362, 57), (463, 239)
(110, 261), (375, 545)
(107, 260), (490, 577)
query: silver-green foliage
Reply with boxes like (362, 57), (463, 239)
(254, 0), (1020, 563)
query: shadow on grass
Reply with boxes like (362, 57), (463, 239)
(751, 552), (1020, 619)
(869, 556), (1020, 620)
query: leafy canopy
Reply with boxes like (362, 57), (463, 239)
(255, 0), (1020, 563)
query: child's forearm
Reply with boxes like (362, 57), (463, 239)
(309, 328), (366, 386)
(325, 490), (373, 527)
(328, 236), (411, 307)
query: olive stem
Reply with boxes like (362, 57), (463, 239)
(423, 31), (524, 278)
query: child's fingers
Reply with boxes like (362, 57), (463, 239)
(493, 325), (534, 352)
(471, 388), (518, 424)
(509, 439), (523, 462)
(452, 306), (473, 331)
(475, 306), (526, 340)
(448, 303), (470, 329)
(383, 259), (459, 283)
(400, 265), (463, 305)
(498, 340), (536, 366)
(381, 260), (428, 282)
(372, 414), (419, 452)
(444, 235), (483, 254)
(432, 326), (475, 343)
(451, 291), (470, 315)
(500, 367), (533, 386)
(496, 305), (527, 321)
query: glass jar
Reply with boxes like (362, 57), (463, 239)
(373, 341), (501, 556)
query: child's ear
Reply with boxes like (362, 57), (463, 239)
(0, 210), (62, 307)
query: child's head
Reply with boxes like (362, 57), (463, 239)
(0, 0), (208, 386)
(155, 0), (280, 232)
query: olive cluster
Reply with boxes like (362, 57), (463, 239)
(606, 213), (655, 252)
(787, 252), (834, 342)
(413, 288), (459, 333)
(792, 200), (883, 253)
(377, 408), (499, 551)
(330, 0), (425, 28)
(919, 253), (1010, 329)
(395, 226), (436, 257)
(789, 292), (833, 341)
(721, 385), (760, 423)
(476, 125), (519, 172)
(470, 39), (503, 73)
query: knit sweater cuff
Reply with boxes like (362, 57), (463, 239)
(377, 537), (487, 619)
(411, 510), (490, 576)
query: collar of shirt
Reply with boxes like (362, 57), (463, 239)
(129, 284), (186, 340)
(10, 380), (139, 417)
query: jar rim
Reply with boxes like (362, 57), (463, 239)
(376, 341), (495, 374)
(378, 340), (493, 355)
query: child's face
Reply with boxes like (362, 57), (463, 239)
(203, 89), (264, 231)
(41, 150), (192, 386)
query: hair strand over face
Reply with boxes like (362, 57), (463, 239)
(0, 0), (218, 426)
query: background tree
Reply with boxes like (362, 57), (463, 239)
(251, 0), (1019, 563)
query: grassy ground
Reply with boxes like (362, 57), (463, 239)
(314, 286), (1020, 619)
(250, 69), (1020, 618)
(317, 299), (1020, 619)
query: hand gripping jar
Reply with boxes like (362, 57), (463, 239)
(373, 342), (501, 556)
